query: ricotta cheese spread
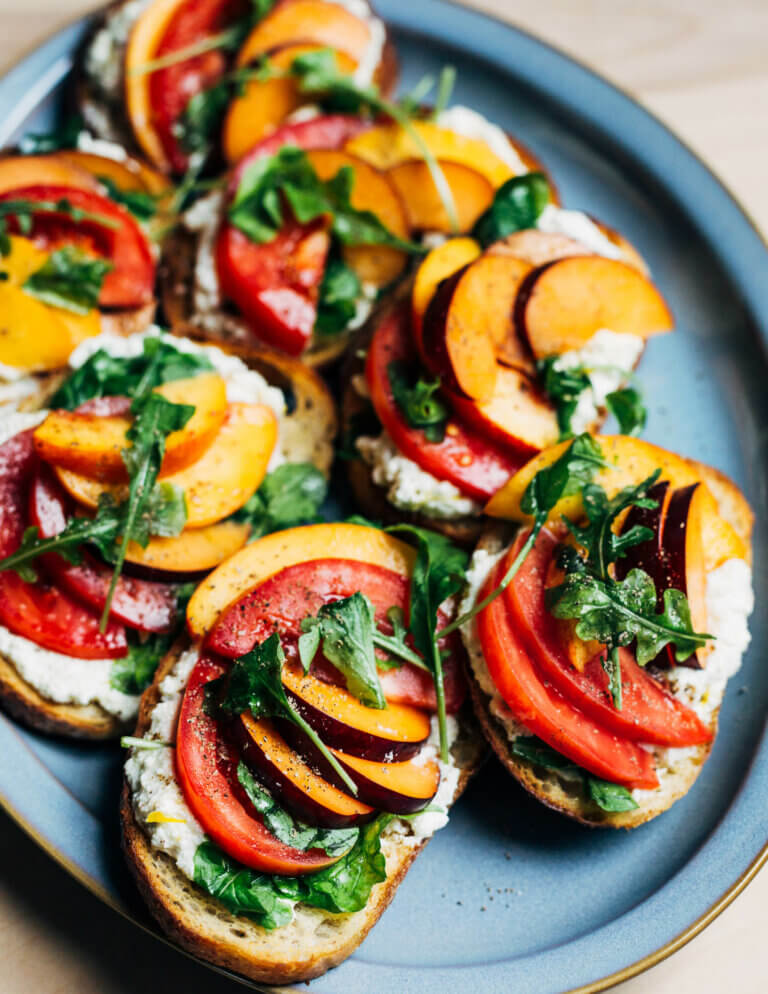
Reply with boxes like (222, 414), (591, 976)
(76, 131), (129, 162)
(0, 411), (140, 721)
(356, 431), (482, 519)
(329, 0), (386, 87)
(436, 105), (528, 174)
(536, 204), (623, 259)
(0, 362), (42, 411)
(552, 328), (645, 434)
(85, 0), (151, 104)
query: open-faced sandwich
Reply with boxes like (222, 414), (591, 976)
(121, 520), (484, 983)
(0, 328), (335, 738)
(342, 172), (673, 543)
(0, 155), (162, 408)
(457, 433), (753, 826)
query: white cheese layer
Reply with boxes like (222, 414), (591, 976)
(76, 131), (129, 162)
(329, 0), (386, 87)
(85, 0), (151, 103)
(436, 105), (528, 174)
(126, 650), (461, 893)
(552, 328), (645, 434)
(536, 204), (623, 258)
(0, 411), (140, 720)
(356, 431), (482, 519)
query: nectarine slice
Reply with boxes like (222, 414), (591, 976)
(56, 149), (171, 197)
(411, 236), (481, 352)
(449, 365), (558, 457)
(0, 283), (78, 372)
(515, 256), (674, 359)
(421, 264), (498, 402)
(187, 522), (416, 639)
(387, 158), (494, 233)
(34, 373), (227, 482)
(238, 714), (374, 827)
(345, 121), (518, 188)
(486, 435), (747, 574)
(0, 154), (102, 195)
(329, 747), (440, 814)
(55, 402), (277, 527)
(223, 44), (357, 164)
(661, 483), (710, 666)
(305, 148), (410, 286)
(124, 519), (251, 574)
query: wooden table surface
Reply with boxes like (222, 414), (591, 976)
(0, 1), (766, 991)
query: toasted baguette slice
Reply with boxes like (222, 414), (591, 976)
(0, 340), (337, 739)
(121, 643), (486, 984)
(465, 461), (753, 828)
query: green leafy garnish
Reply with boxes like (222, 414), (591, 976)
(110, 632), (175, 696)
(0, 197), (119, 256)
(606, 385), (647, 436)
(233, 463), (327, 540)
(510, 736), (638, 813)
(385, 525), (468, 761)
(237, 763), (358, 855)
(536, 358), (591, 439)
(18, 116), (83, 154)
(315, 258), (362, 336)
(211, 633), (358, 795)
(97, 175), (160, 221)
(229, 145), (423, 253)
(22, 246), (113, 314)
(387, 361), (448, 442)
(50, 336), (213, 410)
(298, 592), (385, 708)
(472, 172), (551, 247)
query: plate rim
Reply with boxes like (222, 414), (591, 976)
(0, 4), (765, 993)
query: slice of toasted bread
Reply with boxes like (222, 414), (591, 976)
(0, 338), (337, 739)
(464, 456), (753, 828)
(121, 643), (486, 984)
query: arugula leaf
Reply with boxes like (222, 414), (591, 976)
(510, 737), (639, 812)
(472, 172), (551, 247)
(50, 336), (213, 410)
(315, 258), (362, 336)
(0, 510), (118, 584)
(110, 631), (175, 696)
(229, 146), (422, 253)
(192, 813), (389, 925)
(237, 763), (358, 855)
(385, 525), (468, 760)
(22, 246), (112, 314)
(547, 568), (711, 667)
(443, 434), (609, 639)
(387, 361), (448, 442)
(233, 463), (327, 540)
(606, 385), (647, 436)
(373, 606), (427, 670)
(213, 634), (358, 794)
(18, 116), (83, 154)
(535, 357), (591, 439)
(298, 592), (386, 708)
(97, 175), (159, 221)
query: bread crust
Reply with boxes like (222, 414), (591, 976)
(0, 339), (337, 739)
(121, 643), (486, 984)
(465, 457), (754, 828)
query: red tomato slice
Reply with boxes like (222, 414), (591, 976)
(0, 185), (155, 309)
(216, 216), (330, 355)
(476, 560), (658, 789)
(504, 529), (713, 746)
(229, 114), (372, 192)
(0, 431), (127, 659)
(365, 303), (526, 502)
(28, 464), (178, 634)
(205, 557), (466, 713)
(149, 0), (246, 174)
(176, 653), (339, 874)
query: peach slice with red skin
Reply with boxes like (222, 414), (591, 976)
(54, 402), (277, 528)
(0, 154), (102, 195)
(387, 159), (494, 234)
(33, 373), (227, 482)
(411, 236), (481, 349)
(515, 256), (674, 359)
(124, 519), (252, 577)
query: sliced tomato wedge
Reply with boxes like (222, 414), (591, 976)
(504, 529), (713, 746)
(476, 560), (658, 789)
(205, 557), (466, 713)
(28, 464), (178, 634)
(0, 185), (155, 308)
(365, 303), (526, 502)
(229, 114), (372, 192)
(149, 0), (246, 174)
(0, 431), (126, 659)
(216, 215), (330, 355)
(176, 654), (339, 874)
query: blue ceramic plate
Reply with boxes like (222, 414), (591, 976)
(0, 4), (766, 993)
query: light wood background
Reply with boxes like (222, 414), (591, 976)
(0, 1), (766, 992)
